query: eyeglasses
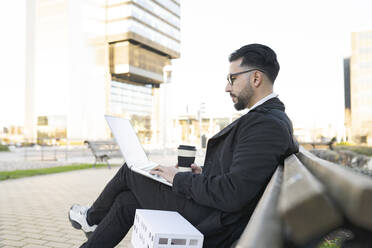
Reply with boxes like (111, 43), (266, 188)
(226, 68), (265, 86)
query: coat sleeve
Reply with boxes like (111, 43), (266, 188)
(172, 115), (291, 212)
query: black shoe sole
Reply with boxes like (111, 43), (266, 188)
(68, 210), (82, 230)
(68, 207), (93, 239)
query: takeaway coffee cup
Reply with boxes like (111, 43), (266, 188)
(177, 145), (196, 172)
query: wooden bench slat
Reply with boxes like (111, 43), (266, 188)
(297, 146), (372, 231)
(234, 147), (372, 247)
(279, 154), (343, 245)
(235, 166), (283, 248)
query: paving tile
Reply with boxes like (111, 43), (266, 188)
(0, 234), (23, 241)
(65, 240), (85, 247)
(0, 240), (25, 247)
(63, 237), (86, 244)
(41, 235), (69, 243)
(40, 230), (64, 237)
(0, 223), (17, 228)
(16, 224), (40, 231)
(44, 241), (72, 248)
(61, 233), (84, 241)
(23, 245), (46, 248)
(21, 238), (48, 245)
(23, 233), (43, 240)
(18, 228), (42, 234)
(0, 230), (19, 236)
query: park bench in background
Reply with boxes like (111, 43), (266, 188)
(84, 140), (123, 168)
(300, 137), (337, 150)
(234, 146), (372, 248)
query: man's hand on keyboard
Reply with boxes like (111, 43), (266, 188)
(150, 165), (178, 184)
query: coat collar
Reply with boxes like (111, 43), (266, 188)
(210, 118), (240, 140)
(210, 97), (282, 141)
(246, 92), (278, 113)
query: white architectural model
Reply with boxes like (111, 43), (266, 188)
(131, 209), (203, 248)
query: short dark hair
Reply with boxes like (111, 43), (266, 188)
(229, 43), (280, 83)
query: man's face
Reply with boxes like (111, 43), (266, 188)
(225, 58), (254, 110)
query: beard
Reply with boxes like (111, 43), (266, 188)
(233, 83), (253, 111)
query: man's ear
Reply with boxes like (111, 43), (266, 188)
(253, 71), (263, 87)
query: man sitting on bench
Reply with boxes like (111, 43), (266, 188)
(68, 43), (299, 248)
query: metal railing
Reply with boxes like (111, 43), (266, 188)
(2, 139), (92, 162)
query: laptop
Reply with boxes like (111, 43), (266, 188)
(105, 115), (172, 186)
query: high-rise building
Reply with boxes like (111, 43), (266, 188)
(343, 57), (351, 141)
(25, 0), (180, 144)
(347, 31), (372, 144)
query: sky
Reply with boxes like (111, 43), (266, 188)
(0, 1), (26, 127)
(173, 0), (372, 133)
(1, 0), (372, 134)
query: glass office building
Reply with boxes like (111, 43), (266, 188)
(25, 0), (180, 144)
(348, 30), (372, 144)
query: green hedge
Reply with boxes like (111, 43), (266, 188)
(335, 145), (372, 157)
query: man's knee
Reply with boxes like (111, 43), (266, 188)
(113, 191), (139, 207)
(114, 163), (132, 182)
(118, 163), (130, 173)
(112, 191), (140, 223)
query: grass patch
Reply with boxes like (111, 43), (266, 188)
(0, 144), (9, 152)
(335, 144), (372, 157)
(318, 237), (341, 248)
(0, 163), (116, 181)
(319, 243), (340, 248)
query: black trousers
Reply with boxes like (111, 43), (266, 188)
(80, 164), (214, 248)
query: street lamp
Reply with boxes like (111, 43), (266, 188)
(199, 102), (206, 148)
(161, 65), (172, 153)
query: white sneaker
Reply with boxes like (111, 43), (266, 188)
(68, 204), (97, 235)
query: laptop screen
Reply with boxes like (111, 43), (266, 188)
(105, 116), (149, 167)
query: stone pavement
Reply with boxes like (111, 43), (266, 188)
(0, 153), (205, 248)
(0, 167), (132, 248)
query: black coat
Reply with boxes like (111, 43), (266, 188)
(173, 97), (299, 247)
